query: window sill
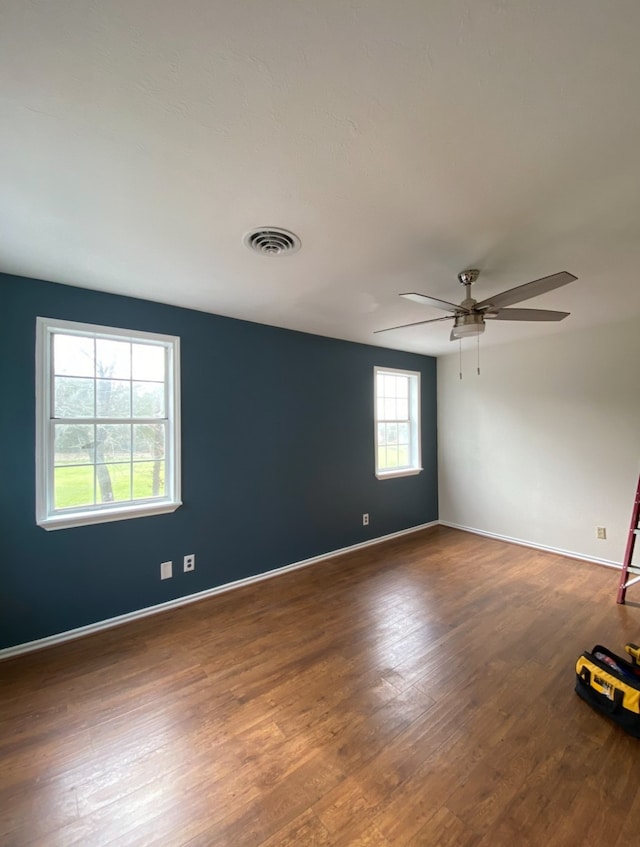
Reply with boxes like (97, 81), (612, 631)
(37, 500), (182, 531)
(375, 467), (423, 480)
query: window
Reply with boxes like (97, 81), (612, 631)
(36, 318), (181, 530)
(374, 366), (422, 479)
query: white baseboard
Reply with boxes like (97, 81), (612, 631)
(439, 521), (622, 570)
(1, 521), (439, 660)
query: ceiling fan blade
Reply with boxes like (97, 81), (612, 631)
(374, 315), (454, 334)
(400, 292), (467, 312)
(484, 308), (570, 322)
(474, 271), (577, 311)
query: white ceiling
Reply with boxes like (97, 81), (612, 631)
(2, 1), (640, 356)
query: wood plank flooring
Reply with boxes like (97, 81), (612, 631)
(1, 526), (639, 846)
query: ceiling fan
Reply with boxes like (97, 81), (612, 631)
(375, 269), (578, 340)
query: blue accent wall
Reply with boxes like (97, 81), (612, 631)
(1, 273), (437, 649)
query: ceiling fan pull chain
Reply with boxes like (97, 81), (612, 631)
(477, 334), (481, 376)
(459, 339), (463, 380)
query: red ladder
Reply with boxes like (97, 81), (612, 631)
(617, 473), (640, 604)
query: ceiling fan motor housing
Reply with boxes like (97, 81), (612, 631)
(458, 269), (479, 286)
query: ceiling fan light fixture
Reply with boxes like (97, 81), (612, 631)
(451, 314), (486, 339)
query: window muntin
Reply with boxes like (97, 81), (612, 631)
(374, 367), (422, 479)
(36, 318), (181, 530)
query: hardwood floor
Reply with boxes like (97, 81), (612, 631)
(1, 526), (639, 846)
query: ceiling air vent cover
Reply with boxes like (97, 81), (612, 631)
(244, 227), (301, 256)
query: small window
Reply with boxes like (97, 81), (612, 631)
(374, 366), (422, 479)
(36, 318), (181, 530)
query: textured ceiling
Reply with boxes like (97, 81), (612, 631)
(2, 0), (640, 356)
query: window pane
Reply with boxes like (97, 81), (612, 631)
(54, 377), (95, 418)
(96, 339), (131, 380)
(54, 424), (94, 465)
(132, 344), (165, 381)
(386, 374), (399, 397)
(97, 424), (131, 463)
(386, 423), (398, 444)
(396, 376), (408, 398)
(133, 461), (166, 499)
(398, 422), (409, 445)
(132, 382), (165, 418)
(54, 334), (94, 377)
(96, 379), (131, 417)
(98, 463), (131, 502)
(377, 398), (386, 419)
(54, 465), (95, 509)
(383, 399), (396, 420)
(133, 423), (165, 460)
(397, 399), (409, 421)
(378, 446), (387, 469)
(377, 422), (386, 446)
(398, 445), (409, 466)
(376, 372), (385, 397)
(386, 445), (399, 467)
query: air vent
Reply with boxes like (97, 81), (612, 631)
(244, 227), (301, 256)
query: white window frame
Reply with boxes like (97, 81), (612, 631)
(36, 317), (181, 530)
(374, 366), (422, 480)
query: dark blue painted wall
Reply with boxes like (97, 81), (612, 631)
(1, 273), (437, 649)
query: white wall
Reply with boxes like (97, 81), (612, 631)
(437, 317), (640, 565)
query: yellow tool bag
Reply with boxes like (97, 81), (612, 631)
(575, 643), (640, 737)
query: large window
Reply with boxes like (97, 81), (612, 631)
(374, 366), (422, 479)
(36, 318), (181, 530)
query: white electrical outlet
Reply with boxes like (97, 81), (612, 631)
(363, 513), (369, 526)
(161, 561), (173, 580)
(596, 527), (607, 540)
(184, 554), (195, 572)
